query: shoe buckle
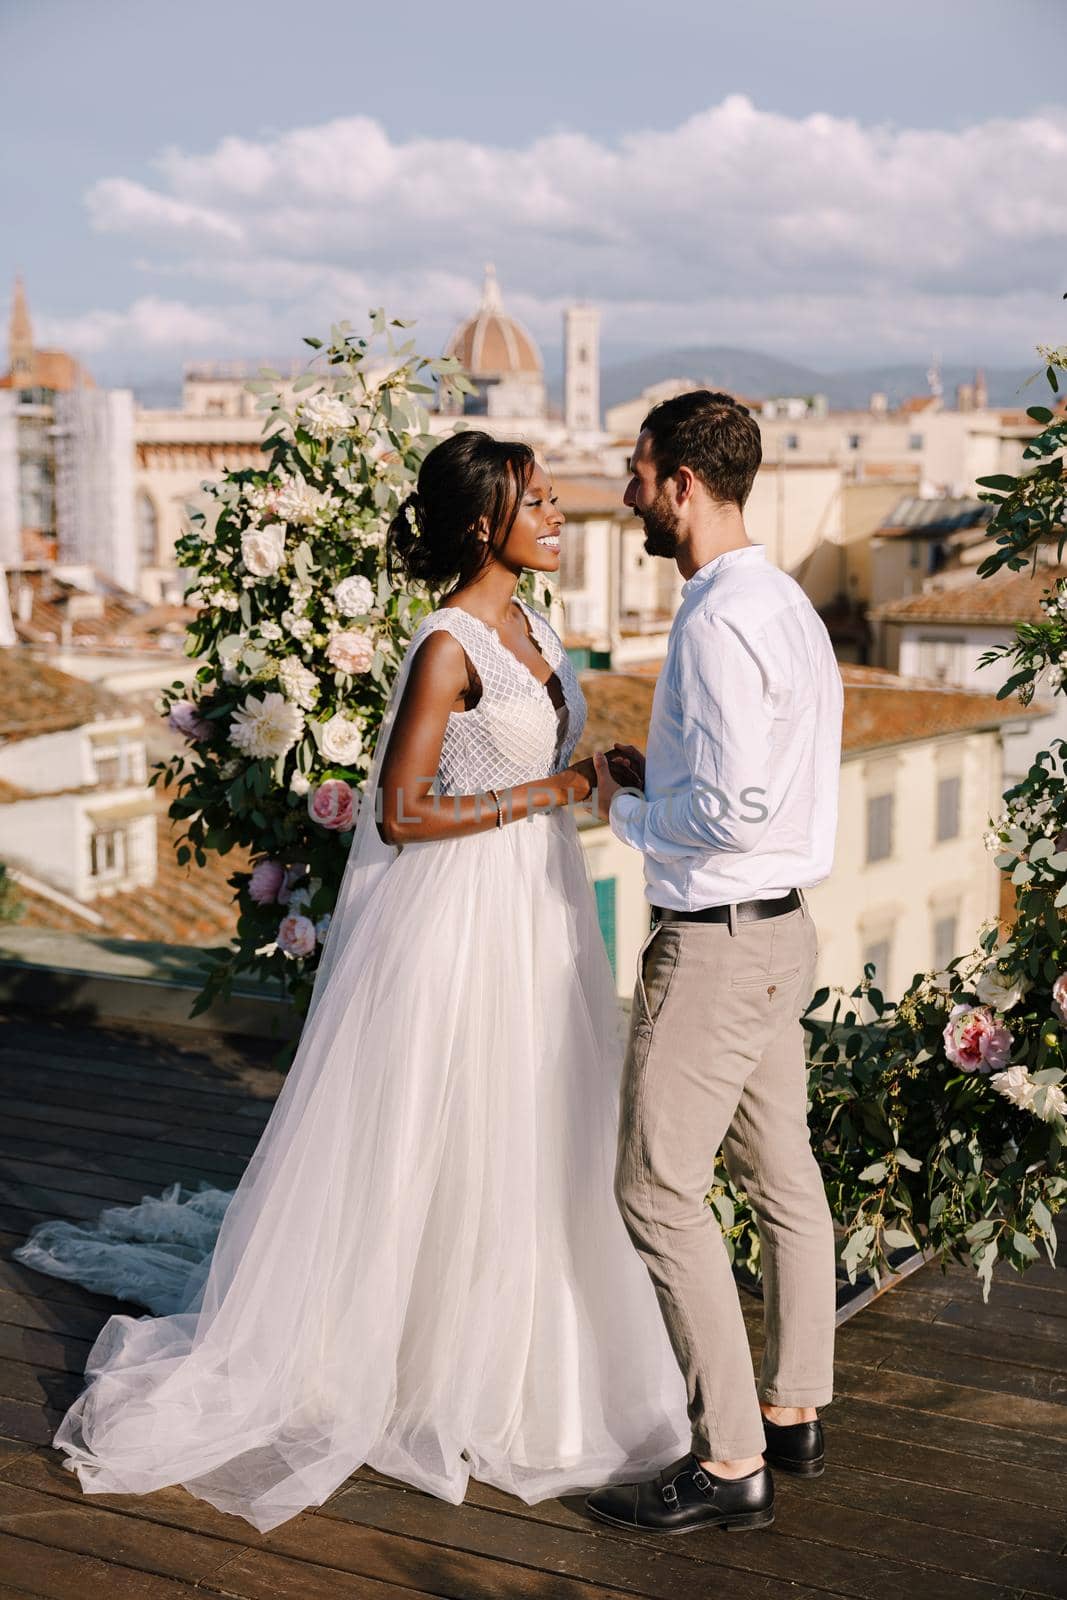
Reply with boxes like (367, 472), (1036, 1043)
(661, 1481), (679, 1505)
(692, 1468), (711, 1493)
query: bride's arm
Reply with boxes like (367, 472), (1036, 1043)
(377, 631), (594, 846)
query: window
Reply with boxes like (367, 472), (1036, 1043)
(918, 637), (956, 682)
(594, 877), (617, 979)
(90, 827), (126, 878)
(847, 433), (862, 451)
(92, 737), (145, 787)
(137, 491), (159, 566)
(558, 525), (586, 591)
(933, 914), (958, 972)
(862, 937), (891, 992)
(866, 793), (894, 863)
(909, 433), (924, 451)
(936, 775), (961, 842)
(784, 433), (799, 451)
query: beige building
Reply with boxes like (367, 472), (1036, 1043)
(872, 563), (1066, 786)
(0, 652), (156, 910)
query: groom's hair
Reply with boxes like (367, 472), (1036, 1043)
(641, 390), (762, 509)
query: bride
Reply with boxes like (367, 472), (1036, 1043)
(14, 429), (691, 1533)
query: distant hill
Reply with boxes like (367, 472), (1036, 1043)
(595, 347), (1034, 414)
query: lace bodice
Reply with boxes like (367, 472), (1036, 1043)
(407, 598), (587, 795)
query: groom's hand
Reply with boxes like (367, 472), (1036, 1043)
(592, 750), (627, 820)
(608, 742), (646, 788)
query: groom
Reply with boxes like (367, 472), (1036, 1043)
(589, 390), (843, 1535)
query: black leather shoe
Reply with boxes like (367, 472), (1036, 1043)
(585, 1453), (774, 1534)
(762, 1416), (824, 1477)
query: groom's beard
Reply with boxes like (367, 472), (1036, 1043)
(638, 487), (681, 558)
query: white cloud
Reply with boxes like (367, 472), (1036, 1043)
(68, 97), (1067, 370)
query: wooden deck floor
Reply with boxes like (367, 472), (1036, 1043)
(1, 1010), (1065, 1600)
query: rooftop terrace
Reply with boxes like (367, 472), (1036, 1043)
(1, 1004), (1065, 1598)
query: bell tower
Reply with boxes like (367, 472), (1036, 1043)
(9, 276), (33, 385)
(563, 303), (600, 434)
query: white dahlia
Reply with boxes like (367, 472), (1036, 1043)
(298, 391), (356, 441)
(229, 692), (305, 760)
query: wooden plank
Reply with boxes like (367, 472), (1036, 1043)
(325, 1478), (1021, 1600)
(0, 1068), (274, 1132)
(0, 1044), (283, 1105)
(0, 1453), (726, 1600)
(0, 1289), (110, 1342)
(0, 1318), (94, 1375)
(0, 1256), (133, 1315)
(0, 1355), (84, 1409)
(0, 1128), (246, 1189)
(768, 1480), (1067, 1596)
(1, 1098), (261, 1157)
(838, 1320), (1067, 1404)
(856, 1301), (1067, 1371)
(0, 1156), (193, 1211)
(825, 1394), (1067, 1499)
(0, 1480), (249, 1588)
(785, 1456), (1063, 1553)
(0, 1531), (205, 1599)
(0, 1397), (62, 1447)
(833, 1359), (1067, 1443)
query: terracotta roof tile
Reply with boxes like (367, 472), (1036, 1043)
(575, 661), (1043, 765)
(872, 565), (1067, 626)
(0, 650), (130, 740)
(15, 810), (250, 947)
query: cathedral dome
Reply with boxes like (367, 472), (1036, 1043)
(445, 266), (543, 378)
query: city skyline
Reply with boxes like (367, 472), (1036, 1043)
(2, 0), (1064, 384)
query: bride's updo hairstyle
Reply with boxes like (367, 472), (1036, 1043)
(386, 430), (535, 590)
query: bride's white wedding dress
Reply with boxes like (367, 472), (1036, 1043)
(14, 596), (691, 1533)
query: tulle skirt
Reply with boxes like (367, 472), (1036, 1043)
(15, 808), (691, 1532)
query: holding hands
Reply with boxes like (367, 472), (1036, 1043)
(567, 744), (645, 822)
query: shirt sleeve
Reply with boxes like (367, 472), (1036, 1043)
(608, 608), (777, 862)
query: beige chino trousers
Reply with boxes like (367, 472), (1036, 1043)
(614, 894), (836, 1462)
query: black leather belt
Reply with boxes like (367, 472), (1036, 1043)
(652, 888), (802, 925)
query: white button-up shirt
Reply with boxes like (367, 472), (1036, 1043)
(609, 543), (843, 910)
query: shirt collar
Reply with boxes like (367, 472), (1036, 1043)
(679, 543), (766, 599)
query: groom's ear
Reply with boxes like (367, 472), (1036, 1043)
(674, 465), (698, 505)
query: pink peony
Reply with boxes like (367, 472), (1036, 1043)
(276, 913), (316, 959)
(168, 699), (212, 741)
(943, 1003), (1013, 1074)
(248, 859), (286, 906)
(326, 628), (376, 674)
(1052, 973), (1067, 1025)
(308, 778), (354, 831)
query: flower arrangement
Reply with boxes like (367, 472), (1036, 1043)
(151, 312), (553, 1031)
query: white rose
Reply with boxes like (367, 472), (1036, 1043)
(277, 655), (320, 711)
(990, 1065), (1038, 1111)
(242, 523), (286, 577)
(333, 574), (376, 617)
(320, 712), (364, 764)
(974, 965), (1029, 1012)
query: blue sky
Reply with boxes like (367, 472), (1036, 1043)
(2, 0), (1064, 385)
